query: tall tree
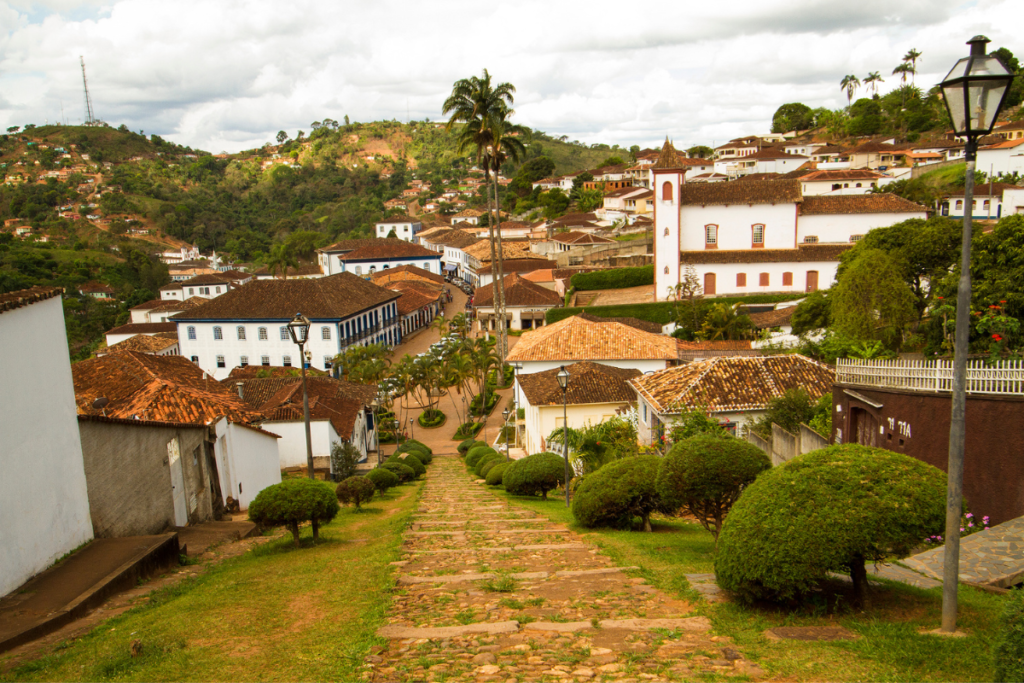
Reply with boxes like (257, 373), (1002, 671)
(265, 243), (298, 279)
(903, 48), (922, 85)
(832, 249), (917, 349)
(840, 75), (861, 110)
(864, 71), (884, 97)
(442, 69), (519, 363)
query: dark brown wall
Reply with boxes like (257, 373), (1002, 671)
(834, 383), (1024, 525)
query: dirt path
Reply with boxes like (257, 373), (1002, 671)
(362, 457), (762, 682)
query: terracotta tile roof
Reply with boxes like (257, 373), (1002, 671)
(506, 315), (678, 363)
(396, 288), (441, 315)
(251, 261), (323, 277)
(73, 350), (264, 425)
(101, 334), (179, 355)
(552, 231), (615, 245)
(228, 376), (373, 437)
(681, 179), (802, 206)
(740, 149), (809, 161)
(170, 272), (399, 321)
(734, 173), (780, 182)
(370, 264), (445, 286)
(143, 297), (208, 316)
(680, 243), (851, 264)
(800, 195), (928, 215)
(107, 322), (178, 335)
(676, 339), (753, 351)
(549, 212), (598, 226)
(473, 273), (563, 308)
(798, 169), (884, 182)
(0, 286), (63, 315)
(945, 182), (1020, 198)
(844, 140), (899, 155)
(377, 214), (421, 224)
(180, 273), (234, 286)
(604, 186), (650, 198)
(129, 298), (167, 312)
(436, 230), (482, 249)
(652, 140), (684, 170)
(517, 361), (642, 407)
(629, 354), (834, 414)
(318, 238), (383, 254)
(981, 138), (1024, 149)
(224, 366), (329, 381)
(747, 307), (795, 329)
(464, 240), (532, 262)
(79, 281), (114, 294)
(453, 208), (484, 218)
(475, 257), (558, 276)
(577, 312), (662, 334)
(521, 269), (554, 284)
(339, 239), (437, 261)
(416, 226), (454, 240)
(386, 279), (443, 296)
(219, 269), (252, 281)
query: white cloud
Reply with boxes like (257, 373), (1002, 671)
(0, 0), (1021, 152)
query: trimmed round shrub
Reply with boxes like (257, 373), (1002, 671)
(403, 438), (432, 455)
(485, 463), (508, 486)
(335, 476), (376, 509)
(503, 452), (566, 499)
(248, 478), (339, 546)
(366, 467), (400, 493)
(466, 446), (497, 469)
(475, 453), (503, 478)
(479, 457), (502, 478)
(715, 445), (947, 606)
(457, 438), (478, 455)
(657, 435), (771, 539)
(398, 443), (432, 465)
(994, 587), (1024, 682)
(572, 456), (664, 531)
(381, 461), (416, 482)
(391, 453), (425, 477)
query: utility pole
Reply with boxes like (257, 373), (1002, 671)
(80, 56), (96, 125)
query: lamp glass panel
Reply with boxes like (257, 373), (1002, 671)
(942, 83), (968, 133)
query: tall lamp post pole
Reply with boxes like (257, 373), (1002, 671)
(937, 35), (1013, 633)
(287, 313), (315, 480)
(556, 365), (571, 508)
(502, 408), (511, 461)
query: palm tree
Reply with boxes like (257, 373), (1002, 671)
(892, 62), (914, 87)
(903, 48), (922, 85)
(840, 75), (861, 110)
(266, 243), (298, 279)
(864, 71), (884, 97)
(443, 70), (518, 364)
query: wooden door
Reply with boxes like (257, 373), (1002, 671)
(704, 272), (716, 296)
(851, 408), (878, 447)
(167, 437), (188, 526)
(806, 270), (819, 293)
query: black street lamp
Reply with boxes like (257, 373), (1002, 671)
(502, 407), (512, 461)
(287, 312), (315, 480)
(937, 35), (1013, 634)
(556, 365), (571, 508)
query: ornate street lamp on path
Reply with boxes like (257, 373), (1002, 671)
(556, 365), (571, 508)
(287, 312), (314, 480)
(937, 35), (1013, 634)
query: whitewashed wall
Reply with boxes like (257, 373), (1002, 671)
(679, 203), (798, 251)
(213, 418), (282, 509)
(264, 419), (338, 469)
(0, 296), (94, 597)
(688, 260), (839, 297)
(797, 211), (926, 243)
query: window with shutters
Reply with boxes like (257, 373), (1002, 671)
(705, 225), (718, 248)
(661, 181), (673, 201)
(736, 273), (747, 287)
(759, 273), (769, 287)
(783, 272), (793, 286)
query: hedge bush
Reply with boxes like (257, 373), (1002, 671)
(466, 446), (497, 469)
(503, 452), (566, 499)
(248, 479), (340, 546)
(570, 265), (654, 291)
(715, 445), (947, 606)
(391, 453), (425, 477)
(418, 409), (446, 428)
(479, 458), (501, 478)
(657, 435), (770, 539)
(470, 391), (500, 417)
(403, 438), (432, 455)
(994, 588), (1024, 682)
(381, 461), (416, 482)
(475, 453), (503, 478)
(572, 456), (664, 531)
(485, 463), (508, 486)
(453, 422), (483, 440)
(397, 442), (431, 465)
(458, 438), (480, 455)
(546, 293), (802, 326)
(366, 467), (400, 493)
(335, 476), (376, 509)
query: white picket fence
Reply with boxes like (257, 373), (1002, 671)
(836, 358), (1024, 396)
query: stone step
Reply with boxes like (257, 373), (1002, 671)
(375, 616), (711, 640)
(396, 566), (638, 585)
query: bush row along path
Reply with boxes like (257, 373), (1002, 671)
(361, 455), (767, 682)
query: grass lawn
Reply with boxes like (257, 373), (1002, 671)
(2, 480), (423, 682)
(494, 488), (1006, 682)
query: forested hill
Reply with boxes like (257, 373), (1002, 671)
(1, 120), (622, 263)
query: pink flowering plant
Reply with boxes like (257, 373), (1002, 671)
(924, 511), (990, 545)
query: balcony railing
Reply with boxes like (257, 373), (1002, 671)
(836, 358), (1024, 396)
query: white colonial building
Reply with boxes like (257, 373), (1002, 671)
(652, 141), (928, 299)
(172, 273), (401, 380)
(375, 215), (423, 242)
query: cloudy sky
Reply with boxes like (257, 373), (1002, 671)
(1, 0), (1020, 153)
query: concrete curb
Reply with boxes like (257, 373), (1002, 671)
(0, 533), (180, 655)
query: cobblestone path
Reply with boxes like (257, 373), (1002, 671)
(363, 456), (763, 682)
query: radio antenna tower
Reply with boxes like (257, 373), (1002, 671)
(80, 56), (96, 125)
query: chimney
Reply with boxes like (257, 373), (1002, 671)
(236, 382), (244, 400)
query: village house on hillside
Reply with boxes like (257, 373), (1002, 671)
(472, 273), (562, 332)
(629, 354), (833, 444)
(171, 273), (401, 380)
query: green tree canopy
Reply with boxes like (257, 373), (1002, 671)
(832, 248), (917, 348)
(771, 103), (814, 133)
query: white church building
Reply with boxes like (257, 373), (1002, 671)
(651, 141), (928, 300)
